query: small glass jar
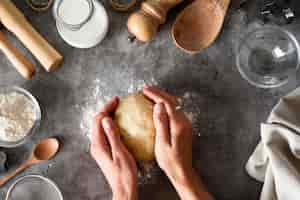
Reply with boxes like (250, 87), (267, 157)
(53, 0), (94, 31)
(53, 0), (109, 48)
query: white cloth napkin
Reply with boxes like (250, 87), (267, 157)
(246, 87), (300, 200)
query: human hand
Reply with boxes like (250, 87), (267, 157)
(143, 86), (214, 200)
(90, 97), (138, 200)
(143, 87), (193, 181)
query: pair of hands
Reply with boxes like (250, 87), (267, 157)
(90, 86), (213, 200)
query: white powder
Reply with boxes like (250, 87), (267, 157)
(76, 78), (203, 140)
(0, 92), (36, 142)
(75, 78), (202, 184)
(58, 0), (91, 25)
(177, 91), (202, 136)
(76, 77), (158, 141)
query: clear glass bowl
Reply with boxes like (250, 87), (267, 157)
(236, 26), (300, 88)
(5, 175), (63, 200)
(0, 86), (41, 148)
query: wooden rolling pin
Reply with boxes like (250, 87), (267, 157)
(0, 30), (35, 79)
(127, 0), (184, 42)
(0, 0), (63, 72)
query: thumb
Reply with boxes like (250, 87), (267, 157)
(153, 103), (171, 145)
(102, 117), (123, 154)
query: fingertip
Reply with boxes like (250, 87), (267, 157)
(143, 85), (157, 93)
(95, 112), (104, 122)
(153, 104), (170, 145)
(102, 117), (120, 139)
(94, 115), (100, 124)
(101, 117), (123, 155)
(143, 87), (150, 95)
(112, 96), (119, 102)
(110, 96), (119, 108)
(154, 103), (169, 127)
(91, 115), (107, 151)
(143, 88), (152, 102)
(102, 117), (112, 131)
(154, 103), (164, 115)
(101, 97), (120, 113)
(93, 113), (105, 138)
(144, 85), (151, 89)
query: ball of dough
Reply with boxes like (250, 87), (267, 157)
(115, 93), (155, 161)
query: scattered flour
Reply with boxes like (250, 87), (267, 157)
(76, 78), (202, 140)
(74, 77), (202, 183)
(75, 79), (107, 141)
(0, 92), (36, 142)
(76, 77), (158, 140)
(177, 91), (202, 136)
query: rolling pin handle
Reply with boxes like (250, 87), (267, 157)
(0, 31), (35, 79)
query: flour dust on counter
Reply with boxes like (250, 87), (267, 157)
(75, 78), (203, 142)
(177, 91), (202, 136)
(74, 77), (159, 184)
(74, 77), (203, 184)
(75, 77), (158, 142)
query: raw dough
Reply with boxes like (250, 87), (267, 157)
(115, 93), (155, 161)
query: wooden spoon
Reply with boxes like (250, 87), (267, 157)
(0, 138), (60, 186)
(172, 0), (231, 54)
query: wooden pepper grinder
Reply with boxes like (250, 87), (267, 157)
(127, 0), (184, 42)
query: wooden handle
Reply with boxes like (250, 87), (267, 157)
(127, 0), (184, 42)
(0, 31), (35, 79)
(0, 0), (63, 72)
(0, 160), (32, 186)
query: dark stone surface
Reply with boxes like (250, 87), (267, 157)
(0, 0), (300, 199)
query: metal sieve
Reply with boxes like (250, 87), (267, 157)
(5, 175), (63, 200)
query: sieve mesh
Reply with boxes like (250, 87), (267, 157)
(6, 175), (63, 200)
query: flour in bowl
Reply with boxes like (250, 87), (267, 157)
(0, 92), (36, 142)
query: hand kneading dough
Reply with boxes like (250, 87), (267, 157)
(115, 93), (155, 161)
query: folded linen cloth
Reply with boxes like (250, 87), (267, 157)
(246, 87), (300, 200)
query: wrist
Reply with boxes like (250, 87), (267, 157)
(167, 168), (213, 200)
(164, 164), (193, 189)
(112, 187), (138, 200)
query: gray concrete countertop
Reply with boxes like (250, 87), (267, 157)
(0, 0), (300, 199)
